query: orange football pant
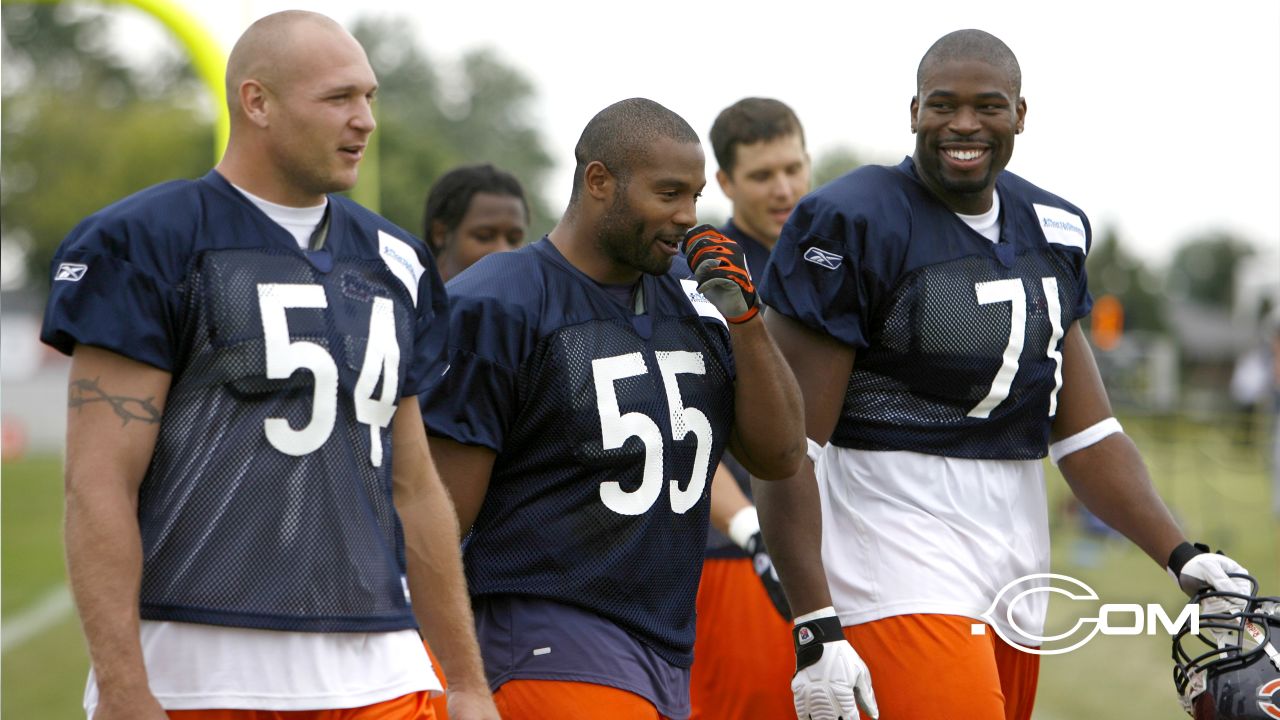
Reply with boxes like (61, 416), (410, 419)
(494, 679), (672, 719)
(166, 691), (435, 720)
(424, 640), (449, 720)
(843, 614), (1039, 720)
(689, 557), (795, 719)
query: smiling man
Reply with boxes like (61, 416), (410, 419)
(420, 98), (804, 719)
(752, 29), (1250, 720)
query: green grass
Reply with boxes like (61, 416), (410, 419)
(1, 413), (1276, 719)
(1034, 413), (1279, 719)
(2, 454), (89, 720)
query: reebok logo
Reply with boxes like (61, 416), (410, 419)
(803, 247), (842, 270)
(55, 263), (88, 282)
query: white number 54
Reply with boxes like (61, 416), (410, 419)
(258, 283), (400, 466)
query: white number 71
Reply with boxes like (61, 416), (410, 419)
(967, 277), (1064, 419)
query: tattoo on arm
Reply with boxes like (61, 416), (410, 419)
(68, 377), (162, 426)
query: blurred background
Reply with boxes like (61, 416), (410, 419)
(2, 1), (1277, 718)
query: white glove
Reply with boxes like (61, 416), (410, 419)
(791, 610), (878, 720)
(1167, 542), (1251, 617)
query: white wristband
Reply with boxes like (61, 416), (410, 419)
(793, 605), (838, 625)
(727, 506), (760, 551)
(1048, 417), (1124, 465)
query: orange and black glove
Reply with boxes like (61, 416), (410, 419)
(680, 224), (759, 324)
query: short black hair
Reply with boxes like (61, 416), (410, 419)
(422, 164), (528, 253)
(917, 29), (1021, 97)
(709, 97), (805, 175)
(568, 98), (700, 205)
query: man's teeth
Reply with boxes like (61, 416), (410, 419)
(946, 149), (984, 161)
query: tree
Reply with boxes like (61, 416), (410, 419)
(1, 4), (211, 289)
(811, 146), (864, 188)
(1085, 228), (1168, 333)
(1166, 232), (1255, 309)
(350, 18), (554, 241)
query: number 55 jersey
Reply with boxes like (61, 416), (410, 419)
(40, 170), (449, 633)
(759, 157), (1092, 643)
(420, 238), (736, 671)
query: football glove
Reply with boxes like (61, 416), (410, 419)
(680, 224), (759, 324)
(792, 610), (878, 720)
(744, 530), (791, 619)
(1168, 542), (1252, 613)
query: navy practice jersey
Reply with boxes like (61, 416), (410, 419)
(421, 238), (736, 667)
(41, 171), (449, 632)
(761, 158), (1092, 460)
(704, 220), (768, 559)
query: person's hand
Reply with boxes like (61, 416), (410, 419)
(92, 688), (168, 720)
(681, 224), (759, 324)
(791, 611), (878, 720)
(447, 686), (501, 720)
(744, 530), (791, 619)
(1168, 542), (1252, 621)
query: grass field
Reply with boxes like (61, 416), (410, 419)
(2, 414), (1277, 719)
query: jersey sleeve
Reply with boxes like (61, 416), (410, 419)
(1072, 216), (1094, 321)
(419, 273), (528, 452)
(39, 215), (182, 371)
(759, 186), (900, 349)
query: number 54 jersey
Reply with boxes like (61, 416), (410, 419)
(761, 158), (1093, 460)
(421, 238), (736, 668)
(40, 171), (449, 633)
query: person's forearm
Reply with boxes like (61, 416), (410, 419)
(65, 470), (151, 702)
(751, 463), (833, 617)
(398, 487), (490, 695)
(727, 316), (806, 479)
(1059, 433), (1185, 566)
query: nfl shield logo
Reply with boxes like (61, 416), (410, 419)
(55, 263), (88, 282)
(797, 626), (815, 645)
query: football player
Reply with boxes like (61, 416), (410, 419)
(690, 97), (811, 720)
(754, 29), (1250, 720)
(420, 98), (806, 719)
(423, 164), (530, 282)
(40, 11), (496, 720)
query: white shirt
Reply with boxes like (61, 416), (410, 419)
(815, 443), (1051, 644)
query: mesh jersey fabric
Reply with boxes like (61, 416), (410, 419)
(41, 170), (449, 632)
(760, 157), (1092, 460)
(421, 238), (736, 668)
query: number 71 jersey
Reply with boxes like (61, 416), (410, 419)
(420, 239), (736, 668)
(761, 158), (1093, 460)
(40, 171), (449, 632)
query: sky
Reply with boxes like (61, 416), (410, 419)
(115, 0), (1280, 266)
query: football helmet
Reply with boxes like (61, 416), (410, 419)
(1173, 573), (1280, 719)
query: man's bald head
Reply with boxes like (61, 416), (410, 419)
(917, 29), (1021, 97)
(568, 98), (700, 206)
(225, 10), (362, 115)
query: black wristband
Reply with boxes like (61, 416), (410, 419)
(1166, 541), (1210, 577)
(793, 615), (843, 671)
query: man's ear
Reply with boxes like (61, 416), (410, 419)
(241, 79), (271, 128)
(583, 160), (616, 203)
